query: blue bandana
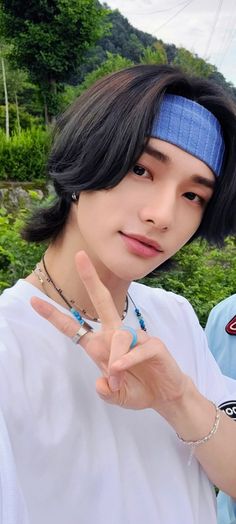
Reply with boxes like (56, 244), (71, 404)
(151, 94), (225, 177)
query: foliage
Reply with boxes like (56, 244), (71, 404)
(0, 51), (27, 101)
(173, 48), (215, 78)
(0, 51), (44, 115)
(75, 7), (155, 82)
(97, 8), (153, 61)
(76, 51), (133, 97)
(140, 42), (167, 65)
(0, 103), (40, 133)
(209, 69), (236, 100)
(56, 84), (79, 113)
(0, 126), (50, 180)
(0, 0), (110, 118)
(142, 238), (236, 326)
(0, 204), (45, 291)
(0, 1), (235, 121)
(75, 6), (236, 102)
(17, 81), (44, 118)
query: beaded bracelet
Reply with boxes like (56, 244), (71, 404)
(176, 403), (221, 465)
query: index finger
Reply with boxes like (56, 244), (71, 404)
(75, 251), (122, 329)
(30, 296), (93, 350)
(30, 296), (93, 349)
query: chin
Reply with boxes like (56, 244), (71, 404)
(112, 262), (161, 282)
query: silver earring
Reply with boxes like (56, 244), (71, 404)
(72, 192), (78, 201)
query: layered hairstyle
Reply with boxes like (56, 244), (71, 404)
(22, 64), (236, 245)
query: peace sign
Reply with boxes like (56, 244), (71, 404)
(31, 251), (188, 415)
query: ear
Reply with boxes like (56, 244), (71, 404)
(72, 192), (79, 201)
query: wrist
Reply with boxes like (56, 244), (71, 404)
(154, 376), (217, 442)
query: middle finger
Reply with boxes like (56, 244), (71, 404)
(109, 328), (148, 368)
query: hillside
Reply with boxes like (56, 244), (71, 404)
(77, 6), (236, 100)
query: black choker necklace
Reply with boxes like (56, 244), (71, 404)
(34, 256), (146, 331)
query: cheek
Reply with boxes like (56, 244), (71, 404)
(76, 193), (116, 239)
(172, 210), (203, 251)
(181, 204), (204, 231)
(78, 187), (129, 227)
(77, 194), (104, 223)
(177, 221), (200, 248)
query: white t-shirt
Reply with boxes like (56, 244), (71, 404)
(0, 279), (235, 524)
(0, 408), (29, 524)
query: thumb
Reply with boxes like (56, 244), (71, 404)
(96, 376), (122, 405)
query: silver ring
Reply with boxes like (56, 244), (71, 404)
(72, 324), (92, 344)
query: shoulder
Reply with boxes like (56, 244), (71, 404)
(206, 294), (236, 329)
(0, 280), (34, 321)
(205, 294), (236, 379)
(130, 281), (199, 329)
(130, 280), (194, 308)
(0, 279), (64, 340)
(0, 281), (41, 354)
(209, 294), (236, 316)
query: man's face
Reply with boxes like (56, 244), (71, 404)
(74, 138), (215, 282)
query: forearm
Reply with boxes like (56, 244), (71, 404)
(154, 377), (236, 497)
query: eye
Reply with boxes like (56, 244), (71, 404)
(184, 192), (204, 205)
(132, 164), (152, 179)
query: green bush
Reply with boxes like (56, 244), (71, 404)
(142, 238), (236, 326)
(0, 104), (41, 134)
(0, 127), (51, 181)
(0, 206), (45, 291)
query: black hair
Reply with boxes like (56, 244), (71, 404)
(22, 64), (236, 245)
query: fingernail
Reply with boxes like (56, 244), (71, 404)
(108, 376), (120, 391)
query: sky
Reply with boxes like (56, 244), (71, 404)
(106, 0), (236, 86)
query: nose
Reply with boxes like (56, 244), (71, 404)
(139, 187), (176, 231)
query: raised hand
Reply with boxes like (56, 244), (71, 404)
(31, 251), (188, 414)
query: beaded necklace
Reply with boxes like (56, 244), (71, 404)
(34, 257), (147, 331)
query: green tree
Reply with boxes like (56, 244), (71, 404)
(173, 48), (215, 77)
(76, 52), (133, 97)
(140, 42), (167, 65)
(0, 0), (110, 122)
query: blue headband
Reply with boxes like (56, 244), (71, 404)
(151, 94), (225, 177)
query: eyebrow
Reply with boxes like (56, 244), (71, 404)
(143, 144), (216, 190)
(144, 144), (171, 163)
(190, 175), (215, 190)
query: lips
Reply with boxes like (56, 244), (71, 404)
(120, 232), (163, 258)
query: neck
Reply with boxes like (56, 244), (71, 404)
(26, 223), (130, 320)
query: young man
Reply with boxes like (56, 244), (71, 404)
(0, 65), (236, 524)
(206, 295), (236, 524)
